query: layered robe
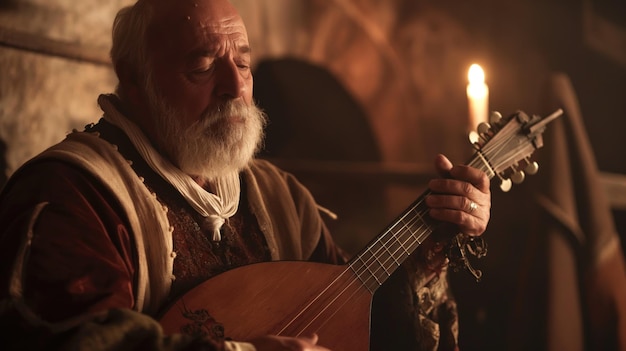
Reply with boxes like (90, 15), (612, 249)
(0, 96), (457, 351)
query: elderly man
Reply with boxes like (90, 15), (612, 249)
(0, 0), (490, 350)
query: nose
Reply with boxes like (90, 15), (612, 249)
(214, 58), (245, 100)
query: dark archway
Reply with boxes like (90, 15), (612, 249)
(253, 57), (387, 254)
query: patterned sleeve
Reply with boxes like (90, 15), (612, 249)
(0, 161), (225, 351)
(369, 234), (460, 351)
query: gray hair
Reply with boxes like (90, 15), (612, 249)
(110, 0), (155, 98)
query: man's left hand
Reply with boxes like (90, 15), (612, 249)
(425, 154), (491, 237)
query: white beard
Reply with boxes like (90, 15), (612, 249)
(144, 79), (267, 180)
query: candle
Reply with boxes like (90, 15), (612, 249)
(466, 63), (489, 131)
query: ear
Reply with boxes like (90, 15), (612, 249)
(115, 60), (145, 108)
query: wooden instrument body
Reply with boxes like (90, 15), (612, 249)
(160, 261), (373, 351)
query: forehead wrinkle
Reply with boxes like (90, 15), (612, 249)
(191, 18), (249, 55)
(196, 14), (247, 39)
(148, 1), (249, 59)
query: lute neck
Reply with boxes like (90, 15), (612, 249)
(348, 150), (495, 293)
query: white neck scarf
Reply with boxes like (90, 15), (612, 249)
(98, 94), (240, 241)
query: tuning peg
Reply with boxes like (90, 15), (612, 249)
(477, 122), (491, 135)
(499, 178), (512, 192)
(525, 161), (539, 175)
(511, 170), (525, 184)
(468, 130), (480, 144)
(489, 111), (502, 125)
(515, 110), (531, 123)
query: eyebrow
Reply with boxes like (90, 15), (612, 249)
(191, 40), (251, 56)
(238, 44), (251, 55)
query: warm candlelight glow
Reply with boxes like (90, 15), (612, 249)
(466, 63), (489, 131)
(468, 64), (485, 85)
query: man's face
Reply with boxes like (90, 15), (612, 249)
(135, 0), (265, 179)
(147, 0), (253, 126)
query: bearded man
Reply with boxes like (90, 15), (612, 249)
(0, 0), (491, 350)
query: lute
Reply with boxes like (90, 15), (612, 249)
(159, 109), (563, 350)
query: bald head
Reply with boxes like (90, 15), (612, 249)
(146, 0), (249, 68)
(150, 0), (241, 29)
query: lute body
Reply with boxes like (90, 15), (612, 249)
(160, 261), (372, 350)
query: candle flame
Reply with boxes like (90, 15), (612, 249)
(468, 64), (485, 84)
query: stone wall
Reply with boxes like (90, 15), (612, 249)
(0, 0), (132, 177)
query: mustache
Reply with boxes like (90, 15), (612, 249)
(199, 101), (251, 126)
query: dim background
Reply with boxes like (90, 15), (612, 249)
(1, 0), (625, 350)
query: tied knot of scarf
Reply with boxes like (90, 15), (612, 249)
(204, 215), (226, 241)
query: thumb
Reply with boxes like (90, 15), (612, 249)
(434, 154), (453, 177)
(301, 333), (319, 344)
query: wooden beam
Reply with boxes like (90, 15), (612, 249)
(263, 158), (436, 184)
(601, 172), (626, 210)
(0, 25), (110, 66)
(266, 158), (626, 210)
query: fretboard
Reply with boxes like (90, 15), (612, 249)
(348, 150), (496, 293)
